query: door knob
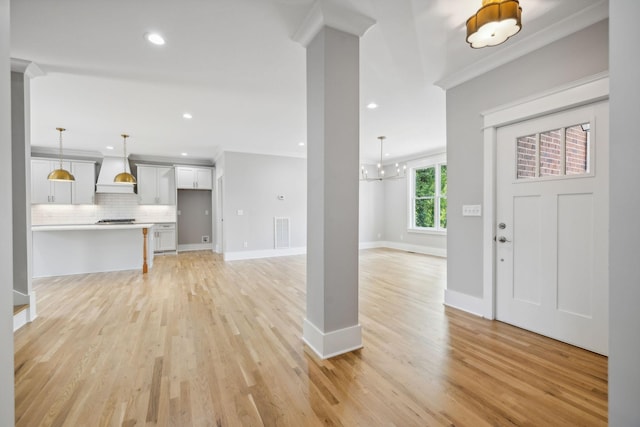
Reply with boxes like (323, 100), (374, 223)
(498, 223), (506, 229)
(498, 236), (511, 243)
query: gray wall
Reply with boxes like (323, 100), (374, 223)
(359, 158), (447, 252)
(11, 70), (31, 296)
(609, 1), (640, 424)
(446, 19), (609, 298)
(222, 152), (306, 252)
(359, 179), (384, 242)
(0, 0), (16, 424)
(177, 189), (213, 245)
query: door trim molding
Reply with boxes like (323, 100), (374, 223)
(480, 73), (609, 319)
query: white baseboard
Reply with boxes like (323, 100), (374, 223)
(177, 243), (214, 252)
(302, 319), (363, 359)
(14, 309), (28, 332)
(223, 246), (306, 261)
(221, 241), (445, 261)
(13, 290), (37, 323)
(378, 241), (447, 258)
(358, 241), (385, 250)
(443, 289), (484, 317)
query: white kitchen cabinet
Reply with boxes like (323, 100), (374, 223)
(31, 159), (95, 204)
(71, 161), (96, 204)
(175, 166), (212, 190)
(31, 159), (72, 204)
(137, 165), (175, 205)
(153, 223), (176, 252)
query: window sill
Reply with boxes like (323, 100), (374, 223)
(407, 228), (447, 236)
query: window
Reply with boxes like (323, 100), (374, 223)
(516, 122), (591, 180)
(410, 162), (447, 232)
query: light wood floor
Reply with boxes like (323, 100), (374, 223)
(14, 249), (607, 426)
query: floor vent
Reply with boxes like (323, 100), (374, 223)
(274, 217), (290, 249)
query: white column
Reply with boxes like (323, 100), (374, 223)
(11, 59), (43, 322)
(294, 1), (375, 359)
(609, 1), (640, 425)
(0, 0), (15, 423)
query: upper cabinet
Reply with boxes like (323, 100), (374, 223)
(71, 161), (96, 204)
(175, 166), (212, 190)
(137, 165), (176, 205)
(31, 158), (95, 204)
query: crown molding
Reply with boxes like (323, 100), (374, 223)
(292, 0), (376, 47)
(435, 0), (609, 90)
(10, 58), (45, 79)
(128, 153), (214, 167)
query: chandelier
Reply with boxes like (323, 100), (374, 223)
(360, 136), (406, 181)
(466, 0), (522, 49)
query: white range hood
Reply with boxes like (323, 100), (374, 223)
(96, 156), (135, 194)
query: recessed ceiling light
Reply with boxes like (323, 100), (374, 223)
(106, 146), (114, 150)
(145, 32), (165, 46)
(385, 153), (390, 157)
(183, 113), (193, 119)
(298, 142), (305, 146)
(366, 102), (378, 109)
(181, 152), (188, 156)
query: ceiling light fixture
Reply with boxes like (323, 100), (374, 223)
(114, 134), (136, 184)
(366, 102), (378, 109)
(106, 145), (114, 150)
(466, 0), (522, 49)
(182, 113), (192, 119)
(145, 32), (165, 46)
(48, 127), (75, 181)
(361, 136), (406, 181)
(298, 142), (305, 147)
(181, 152), (188, 156)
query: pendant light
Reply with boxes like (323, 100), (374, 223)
(113, 134), (136, 184)
(466, 0), (522, 49)
(47, 127), (75, 181)
(360, 136), (406, 181)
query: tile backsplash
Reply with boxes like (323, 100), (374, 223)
(32, 193), (177, 225)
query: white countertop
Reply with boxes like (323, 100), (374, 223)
(32, 223), (155, 232)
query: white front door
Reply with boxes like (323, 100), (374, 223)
(496, 102), (609, 355)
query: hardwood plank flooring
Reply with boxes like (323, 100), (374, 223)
(14, 249), (607, 426)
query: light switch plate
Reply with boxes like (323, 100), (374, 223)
(462, 204), (482, 217)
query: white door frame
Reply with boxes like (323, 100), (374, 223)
(480, 72), (609, 319)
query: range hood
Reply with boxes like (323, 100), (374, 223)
(96, 156), (135, 194)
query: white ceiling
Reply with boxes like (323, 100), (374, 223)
(10, 0), (607, 164)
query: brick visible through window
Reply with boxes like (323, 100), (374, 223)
(565, 124), (589, 175)
(516, 123), (590, 180)
(517, 135), (536, 179)
(540, 129), (562, 177)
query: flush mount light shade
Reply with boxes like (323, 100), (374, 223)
(466, 0), (522, 49)
(48, 127), (75, 182)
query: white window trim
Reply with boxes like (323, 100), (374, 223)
(407, 153), (447, 233)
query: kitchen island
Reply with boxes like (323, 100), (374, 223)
(32, 223), (155, 278)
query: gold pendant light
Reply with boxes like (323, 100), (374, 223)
(114, 134), (136, 184)
(466, 0), (522, 49)
(47, 127), (75, 181)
